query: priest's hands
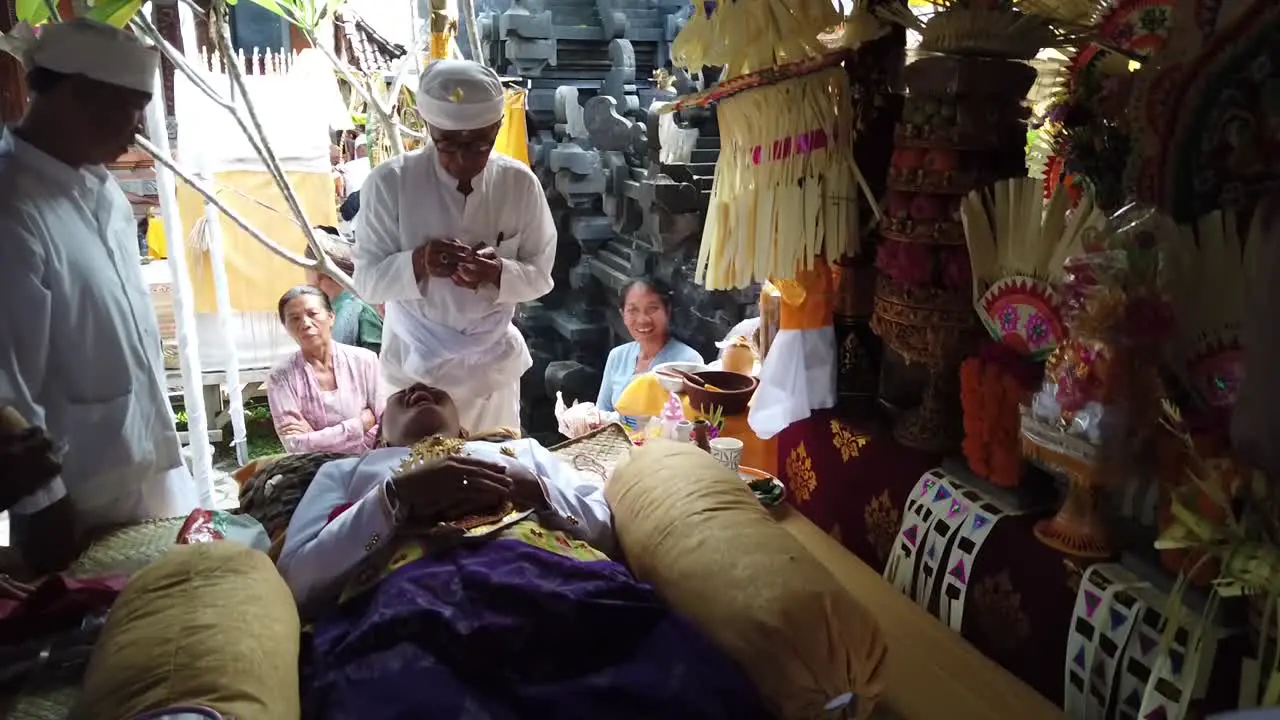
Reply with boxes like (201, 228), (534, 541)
(413, 240), (501, 290)
(451, 247), (502, 291)
(415, 239), (472, 282)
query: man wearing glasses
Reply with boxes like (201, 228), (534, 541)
(352, 60), (556, 433)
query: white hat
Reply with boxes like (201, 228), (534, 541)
(3, 19), (159, 95)
(416, 59), (505, 131)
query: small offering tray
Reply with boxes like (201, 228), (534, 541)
(741, 466), (785, 508)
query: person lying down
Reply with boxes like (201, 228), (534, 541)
(277, 382), (770, 719)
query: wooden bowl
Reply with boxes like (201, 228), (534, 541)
(684, 370), (759, 416)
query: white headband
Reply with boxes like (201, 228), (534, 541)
(416, 59), (505, 131)
(1, 19), (159, 95)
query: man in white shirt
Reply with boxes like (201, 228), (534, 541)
(353, 60), (556, 433)
(0, 20), (200, 572)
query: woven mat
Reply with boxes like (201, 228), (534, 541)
(549, 423), (633, 486)
(6, 517), (185, 720)
(5, 432), (632, 720)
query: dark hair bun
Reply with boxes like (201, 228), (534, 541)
(621, 276), (674, 310)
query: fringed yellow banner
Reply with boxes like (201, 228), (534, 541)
(695, 66), (860, 290)
(495, 88), (530, 166)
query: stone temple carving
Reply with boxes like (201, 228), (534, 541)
(466, 0), (759, 437)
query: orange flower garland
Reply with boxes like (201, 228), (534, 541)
(960, 355), (1033, 488)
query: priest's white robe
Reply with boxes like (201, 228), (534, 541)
(0, 127), (200, 530)
(353, 146), (556, 432)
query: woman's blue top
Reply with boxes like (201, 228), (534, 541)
(596, 339), (704, 427)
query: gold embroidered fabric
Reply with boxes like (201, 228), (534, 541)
(785, 442), (818, 503)
(968, 569), (1032, 654)
(830, 419), (870, 462)
(864, 490), (901, 564)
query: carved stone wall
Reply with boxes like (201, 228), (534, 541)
(471, 0), (756, 438)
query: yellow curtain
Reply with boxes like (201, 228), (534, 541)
(429, 32), (450, 60)
(175, 171), (337, 313)
(495, 88), (530, 166)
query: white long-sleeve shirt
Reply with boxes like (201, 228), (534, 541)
(0, 128), (198, 528)
(352, 145), (556, 408)
(277, 439), (613, 608)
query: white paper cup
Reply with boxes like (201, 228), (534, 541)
(709, 436), (744, 472)
(674, 420), (693, 443)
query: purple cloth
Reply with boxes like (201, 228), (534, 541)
(302, 536), (770, 719)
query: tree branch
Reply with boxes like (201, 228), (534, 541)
(302, 22), (437, 151)
(134, 134), (357, 292)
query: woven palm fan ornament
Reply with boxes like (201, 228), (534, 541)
(668, 0), (879, 290)
(962, 178), (1108, 360)
(1125, 0), (1280, 223)
(1166, 209), (1262, 426)
(957, 177), (1107, 487)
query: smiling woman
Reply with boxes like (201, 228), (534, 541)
(595, 277), (705, 426)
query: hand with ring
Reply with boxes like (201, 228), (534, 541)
(451, 246), (502, 290)
(413, 239), (472, 281)
(392, 454), (512, 525)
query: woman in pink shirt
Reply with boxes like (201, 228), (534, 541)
(268, 286), (383, 454)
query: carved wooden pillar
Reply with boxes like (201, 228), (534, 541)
(836, 0), (908, 409)
(0, 0), (27, 123)
(152, 1), (182, 123)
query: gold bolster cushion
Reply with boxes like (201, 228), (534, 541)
(606, 440), (888, 719)
(72, 542), (301, 720)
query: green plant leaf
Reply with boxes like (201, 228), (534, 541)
(15, 0), (52, 25)
(243, 0), (288, 18)
(85, 0), (144, 28)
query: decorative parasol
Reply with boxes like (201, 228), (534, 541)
(671, 0), (881, 290)
(1038, 0), (1176, 210)
(1125, 0), (1280, 222)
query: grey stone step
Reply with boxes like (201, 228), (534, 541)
(547, 307), (607, 342)
(618, 9), (660, 21)
(595, 244), (632, 274)
(696, 136), (720, 149)
(689, 148), (718, 163)
(589, 253), (632, 291)
(624, 27), (663, 41)
(551, 9), (599, 24)
(556, 25), (604, 41)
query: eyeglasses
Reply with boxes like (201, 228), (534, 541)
(432, 137), (496, 155)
